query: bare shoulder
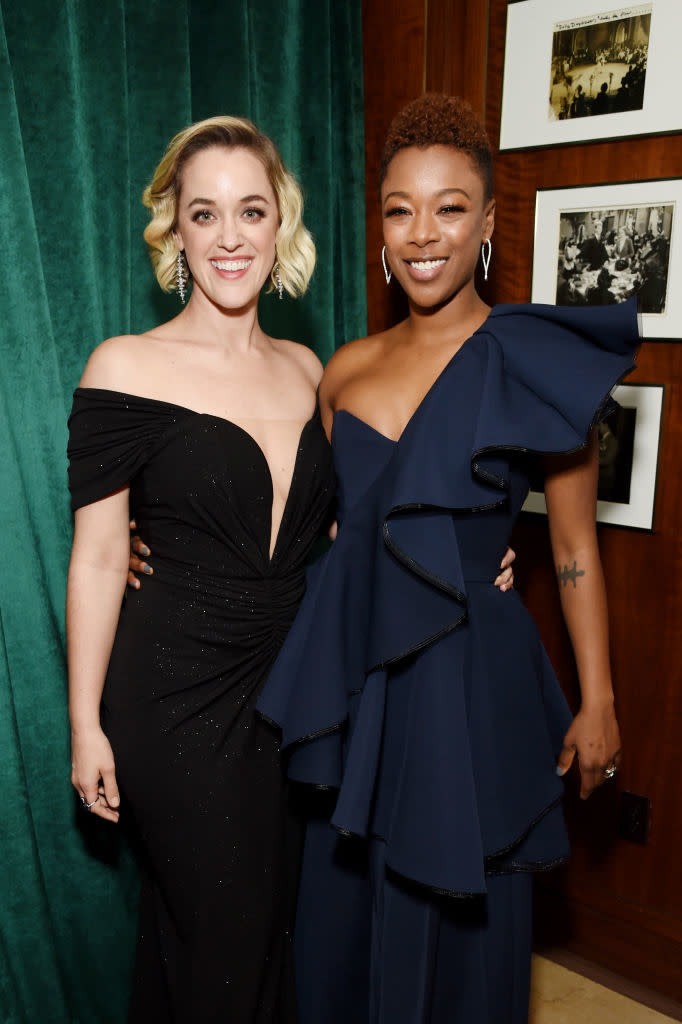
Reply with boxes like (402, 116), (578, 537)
(79, 335), (142, 390)
(274, 338), (324, 386)
(319, 332), (388, 407)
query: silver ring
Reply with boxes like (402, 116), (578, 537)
(80, 795), (99, 811)
(603, 764), (617, 780)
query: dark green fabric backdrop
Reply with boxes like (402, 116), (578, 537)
(0, 2), (365, 1021)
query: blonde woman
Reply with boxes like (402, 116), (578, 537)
(66, 117), (334, 1023)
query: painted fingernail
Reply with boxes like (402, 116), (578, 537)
(141, 546), (150, 556)
(143, 565), (153, 575)
(555, 766), (565, 776)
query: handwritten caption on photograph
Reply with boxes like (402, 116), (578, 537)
(555, 3), (651, 34)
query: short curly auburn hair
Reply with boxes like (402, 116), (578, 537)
(379, 94), (493, 199)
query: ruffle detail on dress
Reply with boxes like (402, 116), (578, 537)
(369, 298), (639, 668)
(258, 300), (639, 895)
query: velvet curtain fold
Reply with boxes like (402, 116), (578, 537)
(0, 2), (365, 1020)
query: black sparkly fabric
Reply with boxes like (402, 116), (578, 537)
(68, 387), (335, 1024)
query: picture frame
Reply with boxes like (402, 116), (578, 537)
(499, 0), (682, 151)
(522, 383), (665, 530)
(531, 178), (681, 341)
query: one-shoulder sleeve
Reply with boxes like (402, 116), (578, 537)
(260, 298), (641, 732)
(67, 388), (183, 510)
(257, 300), (640, 898)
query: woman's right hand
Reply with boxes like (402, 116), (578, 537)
(128, 518), (153, 589)
(494, 546), (515, 592)
(71, 726), (120, 823)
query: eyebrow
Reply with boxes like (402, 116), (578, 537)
(383, 187), (471, 202)
(187, 194), (272, 207)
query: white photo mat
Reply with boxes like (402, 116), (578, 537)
(522, 383), (664, 529)
(531, 178), (681, 340)
(500, 0), (682, 151)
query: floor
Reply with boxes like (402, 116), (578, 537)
(529, 956), (682, 1023)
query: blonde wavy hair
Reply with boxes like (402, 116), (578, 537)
(142, 115), (316, 298)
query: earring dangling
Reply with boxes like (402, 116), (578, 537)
(381, 245), (392, 285)
(176, 250), (188, 304)
(274, 262), (283, 300)
(481, 238), (492, 282)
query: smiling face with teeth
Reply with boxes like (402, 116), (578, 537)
(174, 145), (279, 312)
(381, 144), (495, 311)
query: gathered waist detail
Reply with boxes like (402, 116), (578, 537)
(108, 563), (308, 710)
(152, 558), (304, 597)
(123, 560), (306, 652)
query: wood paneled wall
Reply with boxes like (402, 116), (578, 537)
(362, 0), (425, 335)
(362, 0), (682, 1002)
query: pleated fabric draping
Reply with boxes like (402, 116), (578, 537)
(0, 3), (365, 1020)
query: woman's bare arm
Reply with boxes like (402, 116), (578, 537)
(544, 429), (621, 798)
(67, 489), (130, 821)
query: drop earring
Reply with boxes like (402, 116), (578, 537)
(176, 250), (188, 304)
(274, 262), (283, 300)
(381, 245), (392, 285)
(481, 238), (492, 282)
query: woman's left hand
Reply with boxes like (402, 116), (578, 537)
(556, 701), (622, 799)
(494, 547), (515, 592)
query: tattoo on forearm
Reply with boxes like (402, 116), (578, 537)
(557, 561), (585, 588)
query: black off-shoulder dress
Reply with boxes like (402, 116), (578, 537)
(68, 391), (334, 1024)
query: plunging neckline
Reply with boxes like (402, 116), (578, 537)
(74, 387), (317, 563)
(332, 310), (491, 445)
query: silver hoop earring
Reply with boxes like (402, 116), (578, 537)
(381, 245), (392, 285)
(176, 250), (188, 304)
(481, 238), (492, 282)
(274, 262), (283, 300)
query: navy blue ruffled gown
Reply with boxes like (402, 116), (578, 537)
(258, 301), (639, 1023)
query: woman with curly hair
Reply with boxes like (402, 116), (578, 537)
(259, 94), (638, 1022)
(66, 117), (335, 1023)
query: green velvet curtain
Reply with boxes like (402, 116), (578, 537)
(0, 2), (365, 1020)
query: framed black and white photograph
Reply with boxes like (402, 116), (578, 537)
(523, 383), (664, 530)
(500, 0), (682, 151)
(531, 178), (681, 340)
